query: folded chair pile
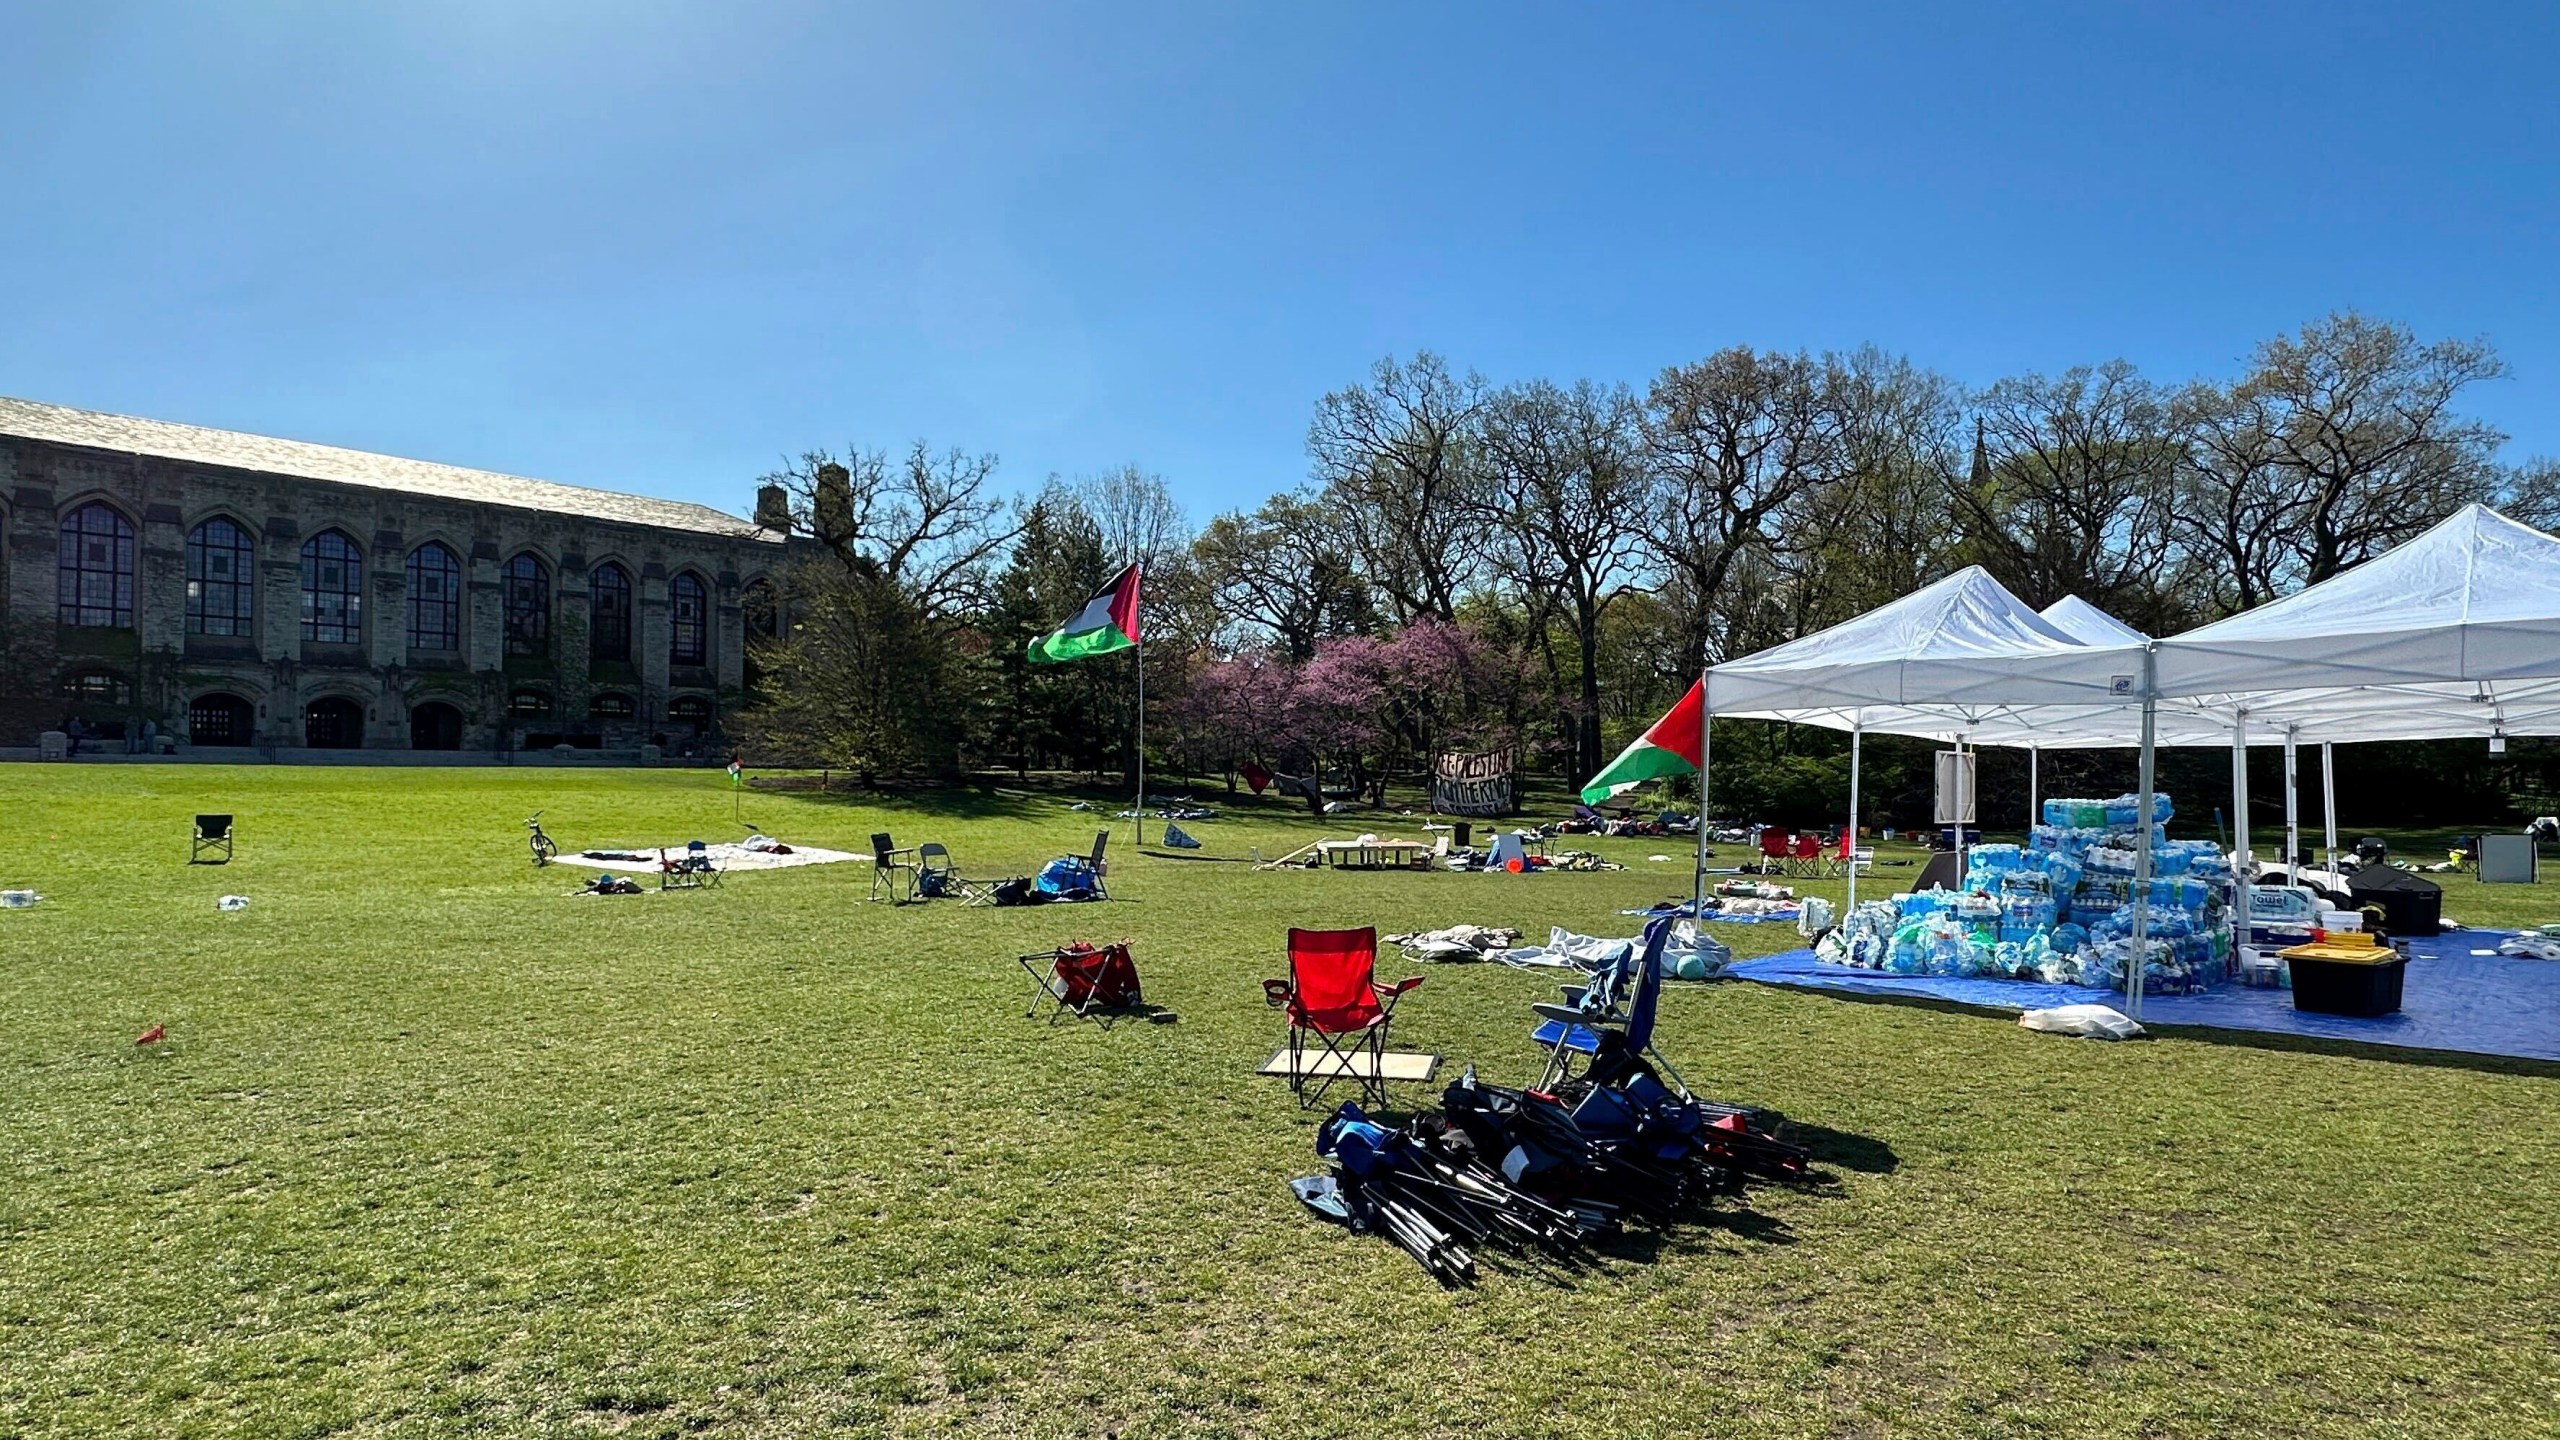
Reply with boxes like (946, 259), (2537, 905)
(1290, 916), (1813, 1284)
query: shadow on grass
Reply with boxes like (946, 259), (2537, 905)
(1694, 1206), (1796, 1246)
(749, 781), (1053, 822)
(1025, 1001), (1181, 1032)
(2138, 1020), (2560, 1079)
(1792, 1123), (1900, 1175)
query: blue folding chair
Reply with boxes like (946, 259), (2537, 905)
(1530, 916), (1692, 1098)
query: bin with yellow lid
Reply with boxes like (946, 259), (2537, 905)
(2278, 938), (2407, 1017)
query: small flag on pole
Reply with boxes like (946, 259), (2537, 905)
(1027, 563), (1142, 664)
(729, 758), (743, 787)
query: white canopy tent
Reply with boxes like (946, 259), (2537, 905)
(2039, 594), (2148, 647)
(1678, 505), (2560, 1021)
(1689, 568), (2154, 922)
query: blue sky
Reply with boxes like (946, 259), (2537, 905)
(3, 2), (2555, 521)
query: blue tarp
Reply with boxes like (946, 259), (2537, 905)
(1729, 930), (2560, 1063)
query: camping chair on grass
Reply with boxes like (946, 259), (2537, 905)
(915, 842), (993, 903)
(915, 842), (961, 898)
(1537, 916), (1694, 1098)
(870, 832), (919, 903)
(659, 841), (721, 890)
(1529, 944), (1635, 1091)
(1019, 941), (1143, 1024)
(1263, 927), (1424, 1110)
(190, 814), (234, 865)
(1787, 833), (1824, 877)
(1041, 830), (1112, 899)
(1826, 831), (1872, 878)
(1083, 830), (1110, 899)
(1756, 829), (1790, 875)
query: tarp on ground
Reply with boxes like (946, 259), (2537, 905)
(1729, 931), (2560, 1063)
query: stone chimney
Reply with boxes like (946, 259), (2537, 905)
(812, 462), (852, 542)
(753, 482), (792, 533)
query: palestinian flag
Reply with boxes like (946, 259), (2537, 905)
(1581, 677), (1704, 803)
(1028, 563), (1142, 664)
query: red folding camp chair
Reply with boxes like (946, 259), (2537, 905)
(1263, 927), (1423, 1109)
(1020, 941), (1143, 1024)
(1757, 829), (1791, 875)
(1826, 831), (1872, 878)
(1786, 832), (1821, 878)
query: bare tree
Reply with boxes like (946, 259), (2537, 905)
(1478, 377), (1651, 775)
(1071, 463), (1190, 573)
(1956, 361), (2184, 623)
(1767, 348), (1966, 634)
(763, 443), (1021, 618)
(2169, 380), (2301, 614)
(2240, 312), (2509, 584)
(1308, 353), (1488, 624)
(1189, 492), (1375, 659)
(1642, 347), (1845, 665)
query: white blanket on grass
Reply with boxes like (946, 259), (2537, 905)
(572, 842), (862, 874)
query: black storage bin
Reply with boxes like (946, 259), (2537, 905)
(2346, 867), (2443, 937)
(2289, 953), (2407, 1018)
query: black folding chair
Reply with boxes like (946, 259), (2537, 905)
(659, 841), (720, 890)
(1085, 829), (1111, 900)
(190, 814), (233, 864)
(870, 832), (919, 903)
(912, 842), (994, 903)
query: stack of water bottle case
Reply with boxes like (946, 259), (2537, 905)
(1814, 792), (2235, 994)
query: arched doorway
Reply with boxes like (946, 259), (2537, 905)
(189, 692), (256, 747)
(304, 696), (365, 749)
(409, 701), (464, 751)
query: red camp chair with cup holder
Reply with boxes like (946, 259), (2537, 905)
(1263, 927), (1424, 1110)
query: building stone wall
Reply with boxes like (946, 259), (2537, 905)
(0, 431), (783, 754)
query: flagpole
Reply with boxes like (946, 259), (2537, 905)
(1133, 628), (1146, 851)
(1692, 667), (1711, 921)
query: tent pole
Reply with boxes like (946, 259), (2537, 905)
(2283, 728), (2300, 887)
(1955, 731), (1971, 872)
(2322, 742), (2338, 876)
(2230, 714), (2250, 972)
(2028, 745), (2039, 834)
(1692, 670), (1712, 921)
(1846, 716), (1864, 914)
(2129, 644), (2158, 1022)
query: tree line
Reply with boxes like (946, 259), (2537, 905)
(736, 312), (2560, 827)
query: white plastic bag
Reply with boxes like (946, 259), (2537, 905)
(2018, 1004), (2143, 1040)
(217, 895), (250, 911)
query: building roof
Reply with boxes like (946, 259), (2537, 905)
(0, 395), (778, 543)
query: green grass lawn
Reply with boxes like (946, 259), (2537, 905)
(5, 766), (2560, 1439)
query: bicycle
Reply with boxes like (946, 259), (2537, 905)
(526, 811), (558, 867)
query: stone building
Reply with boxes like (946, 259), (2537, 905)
(0, 396), (787, 755)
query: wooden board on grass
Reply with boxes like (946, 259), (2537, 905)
(1256, 1049), (1441, 1082)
